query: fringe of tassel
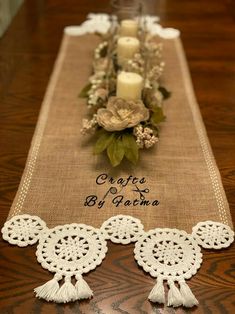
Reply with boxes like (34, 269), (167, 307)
(34, 273), (93, 303)
(148, 277), (198, 308)
(34, 273), (198, 307)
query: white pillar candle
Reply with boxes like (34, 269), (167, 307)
(119, 19), (138, 37)
(117, 71), (143, 100)
(117, 36), (140, 66)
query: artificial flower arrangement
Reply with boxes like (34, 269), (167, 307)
(80, 21), (170, 167)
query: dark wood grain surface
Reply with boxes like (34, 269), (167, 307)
(0, 1), (235, 313)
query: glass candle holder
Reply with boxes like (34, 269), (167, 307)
(110, 0), (142, 22)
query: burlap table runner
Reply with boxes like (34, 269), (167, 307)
(8, 33), (233, 232)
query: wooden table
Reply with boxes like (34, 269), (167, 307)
(0, 1), (234, 313)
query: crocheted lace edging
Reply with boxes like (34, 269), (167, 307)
(2, 214), (234, 307)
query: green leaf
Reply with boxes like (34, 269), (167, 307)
(158, 86), (171, 99)
(94, 132), (115, 154)
(107, 137), (125, 167)
(79, 83), (92, 98)
(150, 107), (166, 126)
(122, 133), (139, 165)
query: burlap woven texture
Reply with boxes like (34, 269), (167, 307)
(8, 34), (233, 232)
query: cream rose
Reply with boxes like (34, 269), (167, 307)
(96, 97), (149, 132)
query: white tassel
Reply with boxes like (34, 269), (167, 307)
(55, 275), (77, 303)
(75, 274), (93, 299)
(148, 277), (165, 304)
(34, 273), (62, 302)
(179, 280), (199, 307)
(167, 280), (183, 307)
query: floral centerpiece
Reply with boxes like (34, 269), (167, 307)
(80, 21), (170, 166)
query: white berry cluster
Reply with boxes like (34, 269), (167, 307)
(88, 72), (105, 107)
(94, 41), (108, 59)
(88, 93), (99, 107)
(148, 62), (165, 81)
(125, 53), (145, 74)
(89, 71), (105, 87)
(146, 42), (163, 59)
(133, 124), (158, 149)
(81, 114), (98, 135)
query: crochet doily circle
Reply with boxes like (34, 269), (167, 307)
(1, 214), (47, 247)
(192, 221), (234, 249)
(36, 224), (107, 276)
(101, 215), (144, 244)
(134, 228), (202, 281)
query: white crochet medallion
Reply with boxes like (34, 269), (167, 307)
(134, 228), (202, 307)
(1, 214), (234, 308)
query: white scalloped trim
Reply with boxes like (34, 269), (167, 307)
(157, 27), (180, 39)
(100, 214), (144, 244)
(192, 220), (234, 249)
(64, 13), (180, 39)
(64, 13), (111, 36)
(36, 223), (107, 276)
(1, 214), (47, 247)
(1, 214), (234, 307)
(134, 228), (202, 281)
(2, 214), (233, 250)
